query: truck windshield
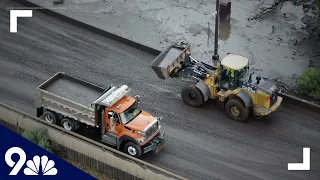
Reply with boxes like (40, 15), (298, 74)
(120, 102), (142, 124)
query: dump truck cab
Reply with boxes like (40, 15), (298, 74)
(94, 85), (165, 158)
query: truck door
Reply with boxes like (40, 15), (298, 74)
(107, 111), (122, 135)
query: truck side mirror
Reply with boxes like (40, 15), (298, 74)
(134, 95), (140, 104)
(108, 112), (114, 120)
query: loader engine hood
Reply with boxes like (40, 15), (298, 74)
(240, 73), (278, 94)
(240, 73), (279, 107)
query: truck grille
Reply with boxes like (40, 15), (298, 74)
(145, 122), (158, 140)
(270, 91), (277, 107)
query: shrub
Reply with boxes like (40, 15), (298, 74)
(296, 68), (320, 99)
(22, 128), (58, 154)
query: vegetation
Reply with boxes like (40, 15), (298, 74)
(295, 68), (320, 100)
(22, 128), (58, 153)
(22, 128), (112, 179)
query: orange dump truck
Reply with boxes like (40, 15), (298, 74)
(35, 72), (165, 158)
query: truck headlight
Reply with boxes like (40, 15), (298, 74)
(137, 131), (145, 137)
(138, 138), (145, 143)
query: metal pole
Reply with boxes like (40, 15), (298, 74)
(212, 0), (220, 62)
(207, 22), (210, 47)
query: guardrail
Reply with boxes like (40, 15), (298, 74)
(0, 102), (187, 180)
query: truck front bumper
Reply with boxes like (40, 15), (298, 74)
(142, 130), (165, 154)
(254, 96), (283, 116)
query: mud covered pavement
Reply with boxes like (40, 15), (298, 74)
(16, 0), (320, 92)
(1, 0), (320, 179)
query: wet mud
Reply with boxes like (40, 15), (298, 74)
(1, 0), (320, 179)
(23, 0), (320, 100)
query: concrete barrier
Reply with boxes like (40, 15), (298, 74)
(0, 103), (187, 180)
(12, 0), (162, 57)
(279, 92), (320, 112)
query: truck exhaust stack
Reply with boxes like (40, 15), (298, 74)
(150, 44), (191, 79)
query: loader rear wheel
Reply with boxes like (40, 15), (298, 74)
(181, 86), (204, 107)
(41, 110), (58, 125)
(225, 98), (250, 122)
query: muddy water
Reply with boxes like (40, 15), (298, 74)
(20, 0), (320, 89)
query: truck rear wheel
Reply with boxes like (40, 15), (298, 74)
(41, 110), (58, 125)
(61, 118), (76, 131)
(181, 86), (204, 107)
(124, 142), (142, 158)
(225, 98), (250, 122)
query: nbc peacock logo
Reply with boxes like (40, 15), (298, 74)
(5, 147), (58, 176)
(24, 155), (58, 175)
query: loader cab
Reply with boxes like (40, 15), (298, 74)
(219, 54), (249, 90)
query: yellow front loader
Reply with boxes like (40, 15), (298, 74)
(150, 44), (282, 122)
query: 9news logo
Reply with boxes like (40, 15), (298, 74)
(5, 147), (58, 176)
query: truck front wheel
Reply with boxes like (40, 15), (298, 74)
(124, 142), (142, 158)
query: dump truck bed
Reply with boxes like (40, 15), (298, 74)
(35, 72), (107, 127)
(44, 76), (103, 106)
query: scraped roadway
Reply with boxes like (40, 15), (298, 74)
(1, 1), (320, 179)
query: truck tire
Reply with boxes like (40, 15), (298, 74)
(181, 86), (204, 107)
(61, 118), (76, 131)
(124, 142), (142, 158)
(225, 98), (250, 122)
(41, 110), (58, 125)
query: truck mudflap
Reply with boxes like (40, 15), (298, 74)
(143, 130), (165, 154)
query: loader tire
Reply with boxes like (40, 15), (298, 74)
(181, 86), (204, 107)
(225, 98), (250, 122)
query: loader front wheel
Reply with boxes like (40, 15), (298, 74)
(181, 86), (204, 107)
(225, 98), (250, 122)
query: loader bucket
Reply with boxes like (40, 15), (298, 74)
(150, 44), (191, 79)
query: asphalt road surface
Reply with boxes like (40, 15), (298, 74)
(1, 1), (320, 179)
